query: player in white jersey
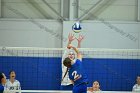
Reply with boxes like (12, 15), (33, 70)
(61, 33), (84, 90)
(132, 76), (140, 92)
(5, 70), (21, 92)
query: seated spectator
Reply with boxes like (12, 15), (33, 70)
(132, 76), (140, 92)
(87, 81), (101, 92)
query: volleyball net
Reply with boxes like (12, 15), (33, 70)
(0, 47), (140, 91)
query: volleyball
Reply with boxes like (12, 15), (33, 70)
(72, 22), (82, 33)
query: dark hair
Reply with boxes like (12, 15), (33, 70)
(0, 73), (4, 84)
(62, 57), (72, 82)
(9, 70), (15, 75)
(93, 81), (100, 84)
(63, 57), (72, 68)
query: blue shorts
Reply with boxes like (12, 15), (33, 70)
(73, 83), (87, 93)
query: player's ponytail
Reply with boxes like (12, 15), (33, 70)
(61, 67), (69, 82)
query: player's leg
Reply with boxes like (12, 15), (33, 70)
(73, 86), (79, 93)
(73, 83), (87, 93)
(80, 83), (87, 93)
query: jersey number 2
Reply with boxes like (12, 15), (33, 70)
(72, 71), (79, 79)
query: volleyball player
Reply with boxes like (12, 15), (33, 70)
(61, 33), (84, 90)
(0, 72), (6, 93)
(5, 70), (21, 92)
(63, 44), (88, 93)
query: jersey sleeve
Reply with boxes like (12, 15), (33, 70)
(132, 84), (136, 91)
(17, 81), (21, 90)
(75, 59), (82, 66)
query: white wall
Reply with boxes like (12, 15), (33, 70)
(63, 21), (140, 49)
(0, 19), (62, 48)
(0, 19), (140, 49)
(1, 0), (138, 21)
(2, 0), (61, 19)
(79, 0), (137, 21)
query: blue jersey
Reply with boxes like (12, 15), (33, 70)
(69, 59), (88, 86)
(0, 84), (4, 93)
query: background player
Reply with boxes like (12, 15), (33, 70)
(0, 72), (6, 93)
(5, 70), (21, 92)
(132, 76), (140, 92)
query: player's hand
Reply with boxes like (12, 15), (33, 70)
(68, 33), (75, 42)
(76, 34), (84, 43)
(67, 44), (73, 49)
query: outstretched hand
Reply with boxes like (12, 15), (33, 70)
(76, 34), (84, 43)
(68, 33), (75, 42)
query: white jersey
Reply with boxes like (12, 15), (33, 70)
(61, 49), (76, 85)
(61, 59), (76, 85)
(5, 79), (21, 90)
(132, 84), (140, 92)
(61, 65), (72, 85)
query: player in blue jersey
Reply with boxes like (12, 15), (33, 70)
(61, 33), (84, 90)
(63, 44), (88, 93)
(0, 72), (6, 93)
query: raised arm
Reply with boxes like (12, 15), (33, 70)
(68, 33), (75, 46)
(61, 34), (75, 83)
(62, 33), (75, 61)
(67, 44), (82, 61)
(76, 34), (84, 48)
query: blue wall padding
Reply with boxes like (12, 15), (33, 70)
(0, 56), (140, 91)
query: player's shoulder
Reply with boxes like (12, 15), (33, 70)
(133, 84), (138, 88)
(6, 79), (10, 83)
(6, 79), (10, 81)
(15, 79), (20, 83)
(133, 84), (137, 86)
(74, 59), (82, 65)
(76, 59), (82, 63)
(76, 58), (82, 61)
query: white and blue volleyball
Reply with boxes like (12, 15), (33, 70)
(72, 22), (82, 33)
